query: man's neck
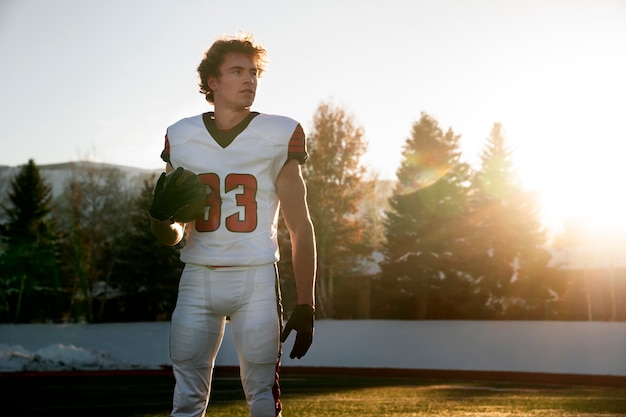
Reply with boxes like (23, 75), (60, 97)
(213, 107), (251, 131)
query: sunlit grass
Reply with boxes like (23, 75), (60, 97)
(130, 375), (626, 417)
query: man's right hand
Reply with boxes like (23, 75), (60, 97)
(148, 167), (204, 221)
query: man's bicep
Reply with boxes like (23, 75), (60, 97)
(277, 160), (310, 230)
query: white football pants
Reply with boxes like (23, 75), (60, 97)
(170, 263), (282, 417)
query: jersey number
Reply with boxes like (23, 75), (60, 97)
(196, 173), (258, 233)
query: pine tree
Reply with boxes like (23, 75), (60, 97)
(468, 123), (552, 319)
(377, 113), (473, 319)
(0, 159), (63, 322)
(301, 100), (370, 318)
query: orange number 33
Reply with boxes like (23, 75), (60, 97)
(196, 173), (258, 233)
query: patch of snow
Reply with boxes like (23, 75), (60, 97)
(0, 343), (137, 372)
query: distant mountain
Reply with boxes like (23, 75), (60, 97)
(0, 161), (162, 204)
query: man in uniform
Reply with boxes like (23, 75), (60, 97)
(149, 32), (317, 417)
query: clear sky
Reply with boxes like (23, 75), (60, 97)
(1, 0), (625, 236)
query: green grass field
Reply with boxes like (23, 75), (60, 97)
(184, 375), (626, 417)
(3, 372), (625, 416)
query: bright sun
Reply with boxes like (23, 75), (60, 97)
(516, 131), (626, 242)
(501, 46), (626, 243)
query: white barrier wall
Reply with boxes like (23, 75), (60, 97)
(1, 320), (625, 376)
(280, 321), (626, 376)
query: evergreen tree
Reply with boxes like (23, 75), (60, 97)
(106, 177), (183, 321)
(0, 159), (63, 322)
(468, 123), (552, 319)
(301, 100), (371, 318)
(377, 113), (473, 319)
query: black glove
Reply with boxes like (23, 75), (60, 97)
(280, 304), (314, 359)
(149, 167), (204, 221)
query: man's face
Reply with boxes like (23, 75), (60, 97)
(209, 53), (258, 110)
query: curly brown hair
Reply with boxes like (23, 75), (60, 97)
(197, 33), (268, 104)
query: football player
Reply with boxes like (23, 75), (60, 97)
(149, 33), (317, 417)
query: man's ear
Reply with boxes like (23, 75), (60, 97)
(207, 76), (218, 92)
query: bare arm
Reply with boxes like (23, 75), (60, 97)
(276, 159), (317, 307)
(150, 163), (186, 246)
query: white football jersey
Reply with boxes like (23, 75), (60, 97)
(162, 112), (307, 266)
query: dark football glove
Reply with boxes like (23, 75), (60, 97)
(280, 304), (315, 359)
(149, 167), (205, 221)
